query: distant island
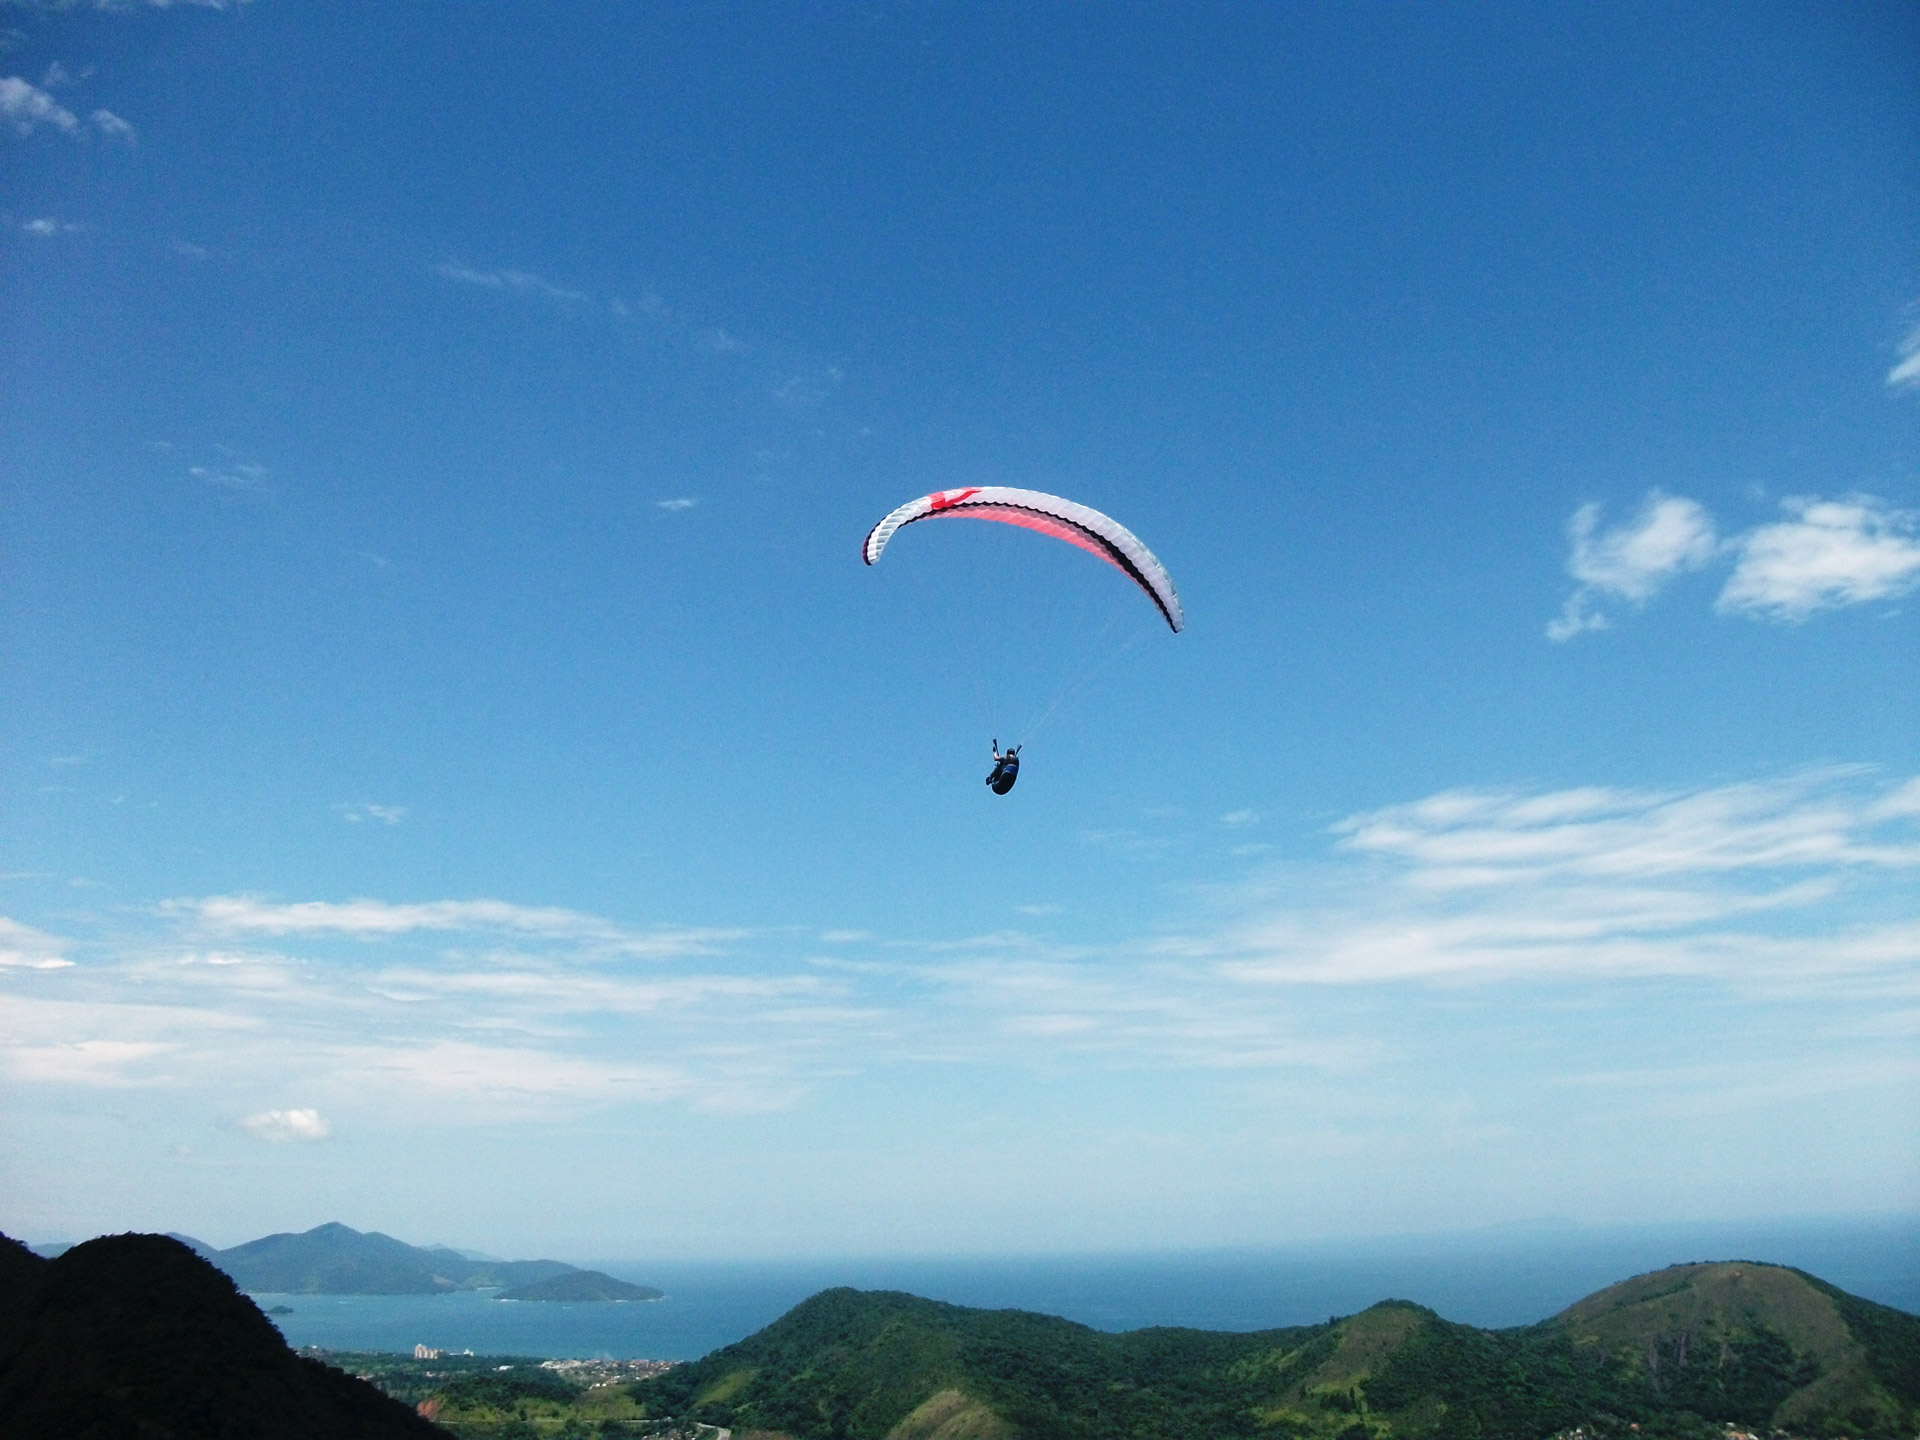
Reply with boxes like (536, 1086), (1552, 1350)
(494, 1269), (662, 1303)
(39, 1220), (666, 1300)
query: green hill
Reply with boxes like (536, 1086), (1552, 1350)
(494, 1268), (664, 1302)
(629, 1263), (1920, 1440)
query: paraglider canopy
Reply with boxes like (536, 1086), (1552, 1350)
(863, 487), (1184, 633)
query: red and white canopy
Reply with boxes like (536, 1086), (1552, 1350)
(862, 486), (1184, 633)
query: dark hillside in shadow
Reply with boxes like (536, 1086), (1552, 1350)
(0, 1231), (445, 1440)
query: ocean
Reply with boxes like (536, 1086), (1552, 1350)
(260, 1213), (1918, 1362)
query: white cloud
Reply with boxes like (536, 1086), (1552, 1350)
(1221, 810), (1259, 826)
(656, 498), (698, 512)
(0, 916), (74, 969)
(167, 894), (735, 958)
(1548, 489), (1920, 635)
(1190, 769), (1920, 989)
(434, 263), (587, 305)
(338, 803), (407, 826)
(1547, 492), (1718, 640)
(10, 1039), (175, 1084)
(1717, 495), (1920, 620)
(1890, 322), (1920, 392)
(89, 107), (133, 143)
(15, 0), (246, 10)
(1335, 769), (1920, 883)
(7, 769), (1912, 1138)
(238, 1107), (331, 1142)
(1, 75), (79, 135)
(190, 462), (268, 492)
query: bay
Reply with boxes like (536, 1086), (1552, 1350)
(260, 1213), (1918, 1361)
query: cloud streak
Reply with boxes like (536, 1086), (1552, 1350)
(434, 263), (588, 305)
(90, 107), (134, 143)
(167, 894), (736, 958)
(338, 803), (407, 826)
(0, 77), (136, 141)
(0, 917), (74, 969)
(5, 769), (1912, 1138)
(1194, 769), (1920, 989)
(1, 76), (79, 135)
(1890, 322), (1920, 392)
(239, 1107), (330, 1142)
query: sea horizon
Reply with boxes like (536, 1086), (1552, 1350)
(244, 1211), (1918, 1362)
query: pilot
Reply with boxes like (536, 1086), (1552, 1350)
(986, 740), (1021, 795)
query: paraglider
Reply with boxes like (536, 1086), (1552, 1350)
(863, 486), (1183, 792)
(987, 740), (1021, 795)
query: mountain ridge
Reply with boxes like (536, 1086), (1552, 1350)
(27, 1220), (661, 1297)
(629, 1261), (1920, 1440)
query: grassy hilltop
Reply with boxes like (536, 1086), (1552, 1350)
(623, 1262), (1918, 1440)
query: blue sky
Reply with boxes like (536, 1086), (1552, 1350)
(3, 1), (1917, 1261)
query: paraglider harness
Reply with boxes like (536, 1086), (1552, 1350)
(987, 740), (1021, 795)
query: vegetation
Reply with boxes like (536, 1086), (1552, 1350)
(333, 1351), (681, 1437)
(496, 1270), (666, 1303)
(625, 1264), (1920, 1440)
(4, 1230), (1913, 1440)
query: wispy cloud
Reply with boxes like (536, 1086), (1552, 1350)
(238, 1107), (330, 1142)
(1335, 770), (1920, 884)
(167, 894), (736, 958)
(9, 1038), (178, 1085)
(89, 107), (133, 143)
(1890, 321), (1920, 392)
(1549, 490), (1919, 637)
(0, 917), (74, 969)
(5, 770), (1912, 1145)
(434, 263), (587, 305)
(1717, 495), (1920, 620)
(189, 456), (269, 492)
(1547, 492), (1717, 640)
(655, 498), (698, 512)
(1, 75), (78, 135)
(1193, 768), (1920, 989)
(0, 76), (135, 141)
(13, 0), (249, 11)
(337, 803), (407, 826)
(697, 326), (746, 354)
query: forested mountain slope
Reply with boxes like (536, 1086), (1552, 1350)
(631, 1262), (1919, 1440)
